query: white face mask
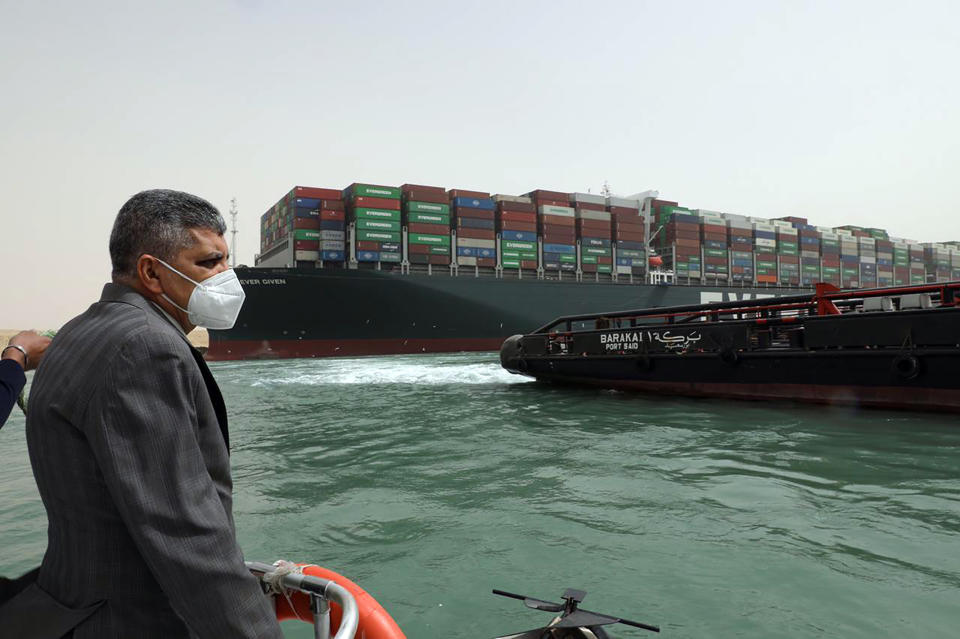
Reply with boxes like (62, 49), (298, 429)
(155, 259), (246, 330)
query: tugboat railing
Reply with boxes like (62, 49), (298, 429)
(246, 561), (360, 639)
(533, 281), (960, 334)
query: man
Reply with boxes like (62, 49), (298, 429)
(0, 331), (51, 603)
(1, 190), (282, 638)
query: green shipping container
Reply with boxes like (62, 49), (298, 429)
(356, 218), (401, 232)
(409, 233), (451, 247)
(502, 259), (521, 268)
(294, 229), (320, 241)
(429, 246), (450, 255)
(350, 184), (401, 199)
(704, 249), (727, 258)
(617, 249), (643, 258)
(757, 261), (776, 269)
(581, 255), (598, 264)
(355, 208), (401, 222)
(559, 254), (576, 263)
(583, 247), (612, 256)
(406, 201), (450, 215)
(379, 252), (402, 263)
(408, 212), (450, 225)
(502, 240), (536, 251)
(597, 264), (612, 273)
(357, 230), (401, 243)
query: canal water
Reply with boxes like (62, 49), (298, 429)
(1, 353), (958, 637)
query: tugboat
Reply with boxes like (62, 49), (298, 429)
(500, 282), (960, 412)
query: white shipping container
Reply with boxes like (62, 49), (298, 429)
(754, 238), (777, 248)
(457, 256), (478, 266)
(458, 238), (496, 248)
(321, 230), (345, 241)
(835, 229), (853, 237)
(570, 192), (606, 205)
(801, 250), (820, 259)
(772, 220), (794, 229)
(493, 194), (533, 203)
(726, 220), (752, 230)
(294, 250), (320, 261)
(320, 240), (344, 251)
(860, 256), (876, 264)
(820, 231), (839, 240)
(606, 196), (641, 208)
(615, 265), (633, 274)
(858, 237), (876, 246)
(776, 227), (799, 236)
(697, 209), (724, 217)
(752, 223), (776, 231)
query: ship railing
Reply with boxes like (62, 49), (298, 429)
(532, 281), (960, 335)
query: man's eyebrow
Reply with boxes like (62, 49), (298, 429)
(197, 251), (225, 261)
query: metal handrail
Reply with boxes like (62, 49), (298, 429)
(246, 561), (359, 639)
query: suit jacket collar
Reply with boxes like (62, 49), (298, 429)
(100, 283), (191, 346)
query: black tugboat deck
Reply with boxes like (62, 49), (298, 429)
(500, 282), (960, 412)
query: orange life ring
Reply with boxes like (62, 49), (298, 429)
(274, 564), (406, 638)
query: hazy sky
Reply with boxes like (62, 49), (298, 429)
(1, 0), (958, 327)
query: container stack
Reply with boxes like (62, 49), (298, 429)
(698, 210), (729, 282)
(875, 238), (895, 286)
(494, 195), (537, 271)
(752, 220), (777, 284)
(952, 247), (960, 280)
(657, 205), (700, 279)
(608, 197), (645, 277)
(785, 219), (820, 286)
(909, 242), (926, 283)
(343, 183), (402, 266)
(891, 239), (910, 285)
(570, 193), (612, 275)
(314, 189), (346, 264)
(725, 214), (753, 283)
(401, 184), (450, 267)
(526, 190), (575, 274)
(858, 236), (877, 287)
(449, 189), (496, 269)
(837, 229), (860, 288)
(818, 228), (841, 286)
(923, 244), (951, 281)
(773, 221), (799, 286)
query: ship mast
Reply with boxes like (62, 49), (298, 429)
(229, 197), (238, 268)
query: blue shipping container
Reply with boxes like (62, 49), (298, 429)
(452, 196), (495, 210)
(501, 230), (536, 242)
(321, 250), (344, 261)
(458, 217), (495, 230)
(295, 207), (319, 218)
(477, 248), (495, 258)
(357, 251), (379, 262)
(320, 220), (345, 231)
(457, 247), (477, 257)
(615, 240), (644, 250)
(543, 243), (575, 254)
(582, 237), (612, 248)
(295, 198), (321, 209)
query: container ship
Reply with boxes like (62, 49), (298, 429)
(206, 183), (960, 361)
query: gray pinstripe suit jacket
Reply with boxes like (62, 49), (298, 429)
(8, 283), (282, 638)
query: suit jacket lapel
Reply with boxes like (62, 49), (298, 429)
(189, 347), (230, 452)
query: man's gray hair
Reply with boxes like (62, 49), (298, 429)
(110, 189), (226, 280)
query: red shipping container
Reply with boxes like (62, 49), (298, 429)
(401, 183), (445, 194)
(448, 189), (490, 199)
(477, 257), (496, 267)
(756, 252), (776, 261)
(458, 228), (496, 240)
(403, 189), (448, 204)
(294, 240), (320, 250)
(408, 222), (449, 235)
(597, 256), (613, 265)
(501, 211), (537, 223)
(616, 222), (644, 234)
(543, 233), (576, 244)
(581, 263), (598, 273)
(534, 199), (570, 208)
(356, 241), (381, 251)
(607, 205), (640, 216)
(676, 239), (700, 249)
(577, 219), (611, 232)
(574, 202), (606, 212)
(429, 255), (450, 265)
(540, 215), (574, 228)
(500, 221), (537, 233)
(667, 229), (699, 241)
(353, 196), (401, 210)
(822, 258), (841, 267)
(521, 260), (538, 269)
(542, 223), (576, 235)
(295, 186), (342, 200)
(757, 275), (778, 283)
(616, 230), (645, 242)
(705, 256), (726, 265)
(320, 209), (345, 221)
(294, 218), (320, 230)
(525, 189), (570, 202)
(702, 233), (726, 242)
(497, 200), (536, 214)
(454, 208), (495, 221)
(408, 244), (431, 254)
(702, 224), (726, 234)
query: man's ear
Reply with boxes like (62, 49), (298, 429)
(137, 255), (165, 295)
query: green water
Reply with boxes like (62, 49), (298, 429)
(2, 353), (959, 638)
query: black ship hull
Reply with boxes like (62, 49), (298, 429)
(208, 267), (802, 360)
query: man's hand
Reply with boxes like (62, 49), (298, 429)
(4, 331), (52, 371)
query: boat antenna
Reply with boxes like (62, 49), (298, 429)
(229, 197), (238, 268)
(601, 180), (612, 197)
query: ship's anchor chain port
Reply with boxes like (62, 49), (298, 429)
(893, 354), (921, 380)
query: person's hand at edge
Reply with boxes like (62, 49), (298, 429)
(3, 331), (52, 371)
